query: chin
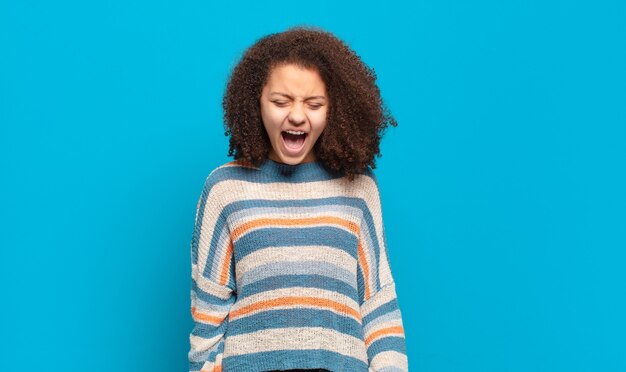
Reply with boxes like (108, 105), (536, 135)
(278, 155), (305, 165)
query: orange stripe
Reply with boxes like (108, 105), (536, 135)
(218, 239), (234, 286)
(200, 364), (221, 372)
(200, 364), (222, 372)
(229, 296), (361, 321)
(231, 216), (359, 242)
(191, 306), (225, 325)
(357, 235), (371, 301)
(364, 325), (405, 346)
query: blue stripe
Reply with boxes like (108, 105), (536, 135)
(228, 202), (362, 222)
(191, 278), (235, 306)
(191, 319), (228, 339)
(356, 256), (366, 304)
(211, 160), (345, 184)
(193, 296), (233, 316)
(222, 348), (368, 371)
(379, 367), (406, 372)
(363, 297), (399, 325)
(189, 361), (204, 371)
(240, 274), (358, 302)
(227, 308), (363, 338)
(240, 261), (355, 291)
(201, 214), (231, 286)
(363, 309), (402, 334)
(367, 336), (407, 357)
(226, 194), (370, 219)
(235, 226), (358, 260)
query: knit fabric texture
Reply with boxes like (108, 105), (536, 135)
(189, 158), (408, 372)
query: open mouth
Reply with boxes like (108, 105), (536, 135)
(281, 131), (308, 152)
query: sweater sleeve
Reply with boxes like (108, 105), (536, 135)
(357, 172), (408, 371)
(189, 173), (236, 372)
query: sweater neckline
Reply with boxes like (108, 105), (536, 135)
(258, 158), (328, 178)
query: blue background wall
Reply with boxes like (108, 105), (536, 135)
(1, 0), (624, 371)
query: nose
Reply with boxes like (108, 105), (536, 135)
(287, 102), (306, 125)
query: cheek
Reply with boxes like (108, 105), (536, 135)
(310, 110), (328, 129)
(263, 106), (287, 124)
(260, 107), (278, 131)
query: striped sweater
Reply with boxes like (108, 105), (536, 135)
(189, 158), (408, 372)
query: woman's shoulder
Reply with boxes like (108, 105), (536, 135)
(196, 160), (257, 204)
(212, 159), (256, 173)
(349, 165), (382, 200)
(351, 164), (378, 187)
(202, 159), (259, 184)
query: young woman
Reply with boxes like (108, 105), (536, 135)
(189, 26), (408, 372)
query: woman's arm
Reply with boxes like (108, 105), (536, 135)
(358, 172), (408, 371)
(189, 173), (236, 372)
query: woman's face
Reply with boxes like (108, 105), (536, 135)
(260, 63), (328, 165)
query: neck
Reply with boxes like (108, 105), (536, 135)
(258, 157), (339, 182)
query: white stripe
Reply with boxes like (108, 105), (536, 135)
(237, 245), (357, 278)
(369, 350), (408, 371)
(224, 326), (368, 362)
(360, 283), (398, 317)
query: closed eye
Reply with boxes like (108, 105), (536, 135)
(271, 101), (324, 110)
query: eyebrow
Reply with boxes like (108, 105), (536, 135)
(269, 92), (327, 100)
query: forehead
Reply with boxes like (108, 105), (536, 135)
(264, 63), (326, 95)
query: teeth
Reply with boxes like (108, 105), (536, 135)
(284, 130), (306, 135)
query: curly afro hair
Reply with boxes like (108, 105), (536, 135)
(222, 25), (397, 181)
